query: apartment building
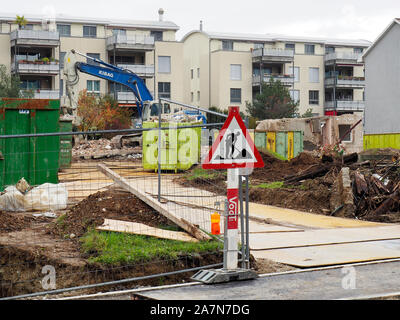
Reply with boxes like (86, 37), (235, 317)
(181, 30), (371, 116)
(0, 9), (183, 112)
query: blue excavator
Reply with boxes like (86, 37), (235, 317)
(62, 49), (206, 147)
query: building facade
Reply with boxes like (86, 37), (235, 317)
(0, 11), (371, 118)
(181, 30), (371, 116)
(0, 10), (183, 112)
(362, 18), (400, 150)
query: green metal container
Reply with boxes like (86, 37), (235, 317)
(0, 98), (60, 190)
(254, 130), (304, 160)
(59, 119), (73, 169)
(142, 121), (202, 172)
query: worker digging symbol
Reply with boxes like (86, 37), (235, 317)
(217, 130), (252, 161)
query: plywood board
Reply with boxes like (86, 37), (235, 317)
(250, 225), (400, 250)
(97, 219), (198, 242)
(252, 241), (400, 267)
(249, 202), (384, 229)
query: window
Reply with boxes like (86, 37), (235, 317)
(57, 24), (71, 37)
(158, 56), (171, 74)
(191, 69), (194, 79)
(309, 90), (319, 105)
(197, 91), (200, 101)
(309, 67), (319, 83)
(87, 53), (100, 66)
(151, 31), (163, 41)
(87, 80), (100, 93)
(23, 24), (34, 30)
(230, 64), (242, 81)
(290, 90), (300, 103)
(354, 47), (363, 54)
(21, 79), (39, 90)
(197, 68), (200, 78)
(285, 43), (295, 52)
(83, 25), (97, 38)
(222, 40), (233, 51)
(305, 44), (315, 55)
(289, 66), (300, 82)
(326, 46), (335, 54)
(60, 52), (66, 69)
(191, 92), (194, 102)
(230, 88), (242, 103)
(254, 43), (263, 49)
(112, 29), (126, 36)
(339, 125), (352, 142)
(158, 82), (171, 99)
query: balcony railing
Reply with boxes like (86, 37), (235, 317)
(325, 52), (363, 64)
(106, 34), (155, 51)
(325, 76), (365, 88)
(10, 29), (60, 46)
(117, 64), (155, 78)
(113, 91), (155, 104)
(12, 61), (60, 75)
(325, 100), (365, 111)
(252, 74), (294, 86)
(252, 48), (294, 62)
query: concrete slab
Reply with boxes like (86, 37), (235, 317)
(249, 225), (400, 250)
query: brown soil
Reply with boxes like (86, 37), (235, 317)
(0, 212), (50, 233)
(47, 189), (177, 238)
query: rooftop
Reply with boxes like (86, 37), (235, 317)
(183, 30), (372, 47)
(0, 12), (180, 31)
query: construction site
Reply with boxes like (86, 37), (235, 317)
(1, 6), (400, 303)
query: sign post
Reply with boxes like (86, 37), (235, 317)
(191, 106), (264, 284)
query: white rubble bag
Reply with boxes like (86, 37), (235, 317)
(0, 183), (68, 212)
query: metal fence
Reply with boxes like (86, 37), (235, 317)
(0, 100), (251, 299)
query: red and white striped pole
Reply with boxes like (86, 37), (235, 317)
(226, 168), (239, 270)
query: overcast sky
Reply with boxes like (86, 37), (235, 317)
(3, 0), (400, 42)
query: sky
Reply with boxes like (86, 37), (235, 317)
(3, 0), (400, 42)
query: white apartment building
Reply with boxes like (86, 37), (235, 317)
(0, 9), (183, 114)
(181, 30), (371, 116)
(0, 11), (371, 118)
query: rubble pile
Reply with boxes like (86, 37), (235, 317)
(72, 138), (142, 160)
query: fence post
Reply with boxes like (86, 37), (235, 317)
(158, 98), (162, 202)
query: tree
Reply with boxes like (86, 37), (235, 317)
(15, 15), (27, 29)
(77, 90), (132, 134)
(245, 78), (299, 120)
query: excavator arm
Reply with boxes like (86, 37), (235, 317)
(63, 50), (153, 124)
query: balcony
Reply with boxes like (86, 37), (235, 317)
(12, 60), (60, 76)
(21, 89), (60, 99)
(252, 74), (295, 87)
(106, 34), (155, 51)
(252, 48), (294, 63)
(117, 64), (155, 78)
(325, 75), (365, 88)
(325, 52), (363, 65)
(325, 100), (365, 111)
(113, 91), (155, 104)
(10, 29), (60, 47)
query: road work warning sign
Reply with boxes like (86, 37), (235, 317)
(202, 106), (264, 170)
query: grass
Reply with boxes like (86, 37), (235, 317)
(186, 167), (225, 181)
(261, 149), (287, 161)
(81, 230), (223, 265)
(254, 181), (284, 189)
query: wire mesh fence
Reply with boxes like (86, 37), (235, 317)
(0, 118), (239, 299)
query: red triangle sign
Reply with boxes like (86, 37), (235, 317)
(202, 107), (264, 170)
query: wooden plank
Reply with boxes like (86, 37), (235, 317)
(249, 202), (384, 229)
(249, 225), (400, 250)
(252, 241), (400, 267)
(97, 219), (198, 242)
(97, 163), (211, 241)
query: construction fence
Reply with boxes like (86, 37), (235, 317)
(0, 100), (252, 299)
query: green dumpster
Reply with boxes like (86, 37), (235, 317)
(0, 98), (60, 190)
(59, 119), (73, 169)
(142, 121), (202, 172)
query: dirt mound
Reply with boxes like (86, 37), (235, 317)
(0, 212), (36, 233)
(251, 151), (322, 183)
(48, 190), (176, 237)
